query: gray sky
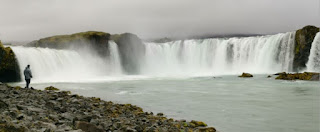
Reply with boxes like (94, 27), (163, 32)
(0, 0), (319, 42)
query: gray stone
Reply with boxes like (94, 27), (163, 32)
(75, 121), (104, 132)
(0, 100), (8, 112)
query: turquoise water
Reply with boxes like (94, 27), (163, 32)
(11, 75), (320, 132)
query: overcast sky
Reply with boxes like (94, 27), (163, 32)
(0, 0), (319, 42)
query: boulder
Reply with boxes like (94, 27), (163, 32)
(75, 121), (104, 132)
(196, 127), (216, 132)
(190, 120), (207, 127)
(0, 41), (21, 82)
(238, 73), (253, 78)
(111, 33), (145, 74)
(275, 72), (320, 81)
(293, 25), (320, 71)
(0, 100), (8, 112)
(45, 86), (60, 91)
(0, 124), (26, 132)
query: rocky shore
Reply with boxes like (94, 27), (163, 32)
(0, 84), (216, 132)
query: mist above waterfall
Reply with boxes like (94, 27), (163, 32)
(1, 0), (319, 42)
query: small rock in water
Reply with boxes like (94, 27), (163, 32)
(238, 72), (253, 78)
(157, 113), (164, 116)
(45, 86), (60, 91)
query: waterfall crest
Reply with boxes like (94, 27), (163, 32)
(142, 32), (295, 76)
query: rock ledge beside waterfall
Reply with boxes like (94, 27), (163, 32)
(0, 84), (216, 132)
(0, 41), (20, 82)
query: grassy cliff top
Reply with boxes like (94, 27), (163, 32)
(38, 31), (110, 43)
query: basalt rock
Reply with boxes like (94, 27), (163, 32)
(293, 25), (320, 71)
(111, 33), (145, 74)
(0, 41), (21, 82)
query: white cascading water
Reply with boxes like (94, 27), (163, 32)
(142, 32), (295, 76)
(11, 41), (122, 82)
(306, 32), (320, 72)
(11, 32), (299, 82)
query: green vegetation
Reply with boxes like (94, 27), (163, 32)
(27, 31), (111, 49)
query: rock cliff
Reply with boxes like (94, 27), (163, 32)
(293, 25), (320, 71)
(0, 41), (21, 82)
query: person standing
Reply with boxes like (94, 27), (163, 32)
(24, 65), (32, 88)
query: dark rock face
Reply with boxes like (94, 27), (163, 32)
(112, 33), (146, 74)
(0, 41), (21, 82)
(293, 25), (320, 71)
(26, 31), (111, 57)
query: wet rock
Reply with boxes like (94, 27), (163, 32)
(45, 86), (60, 91)
(157, 113), (164, 116)
(191, 120), (207, 127)
(196, 127), (216, 132)
(238, 72), (253, 77)
(275, 72), (320, 81)
(274, 72), (286, 75)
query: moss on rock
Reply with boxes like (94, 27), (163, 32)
(190, 120), (207, 127)
(275, 72), (319, 81)
(44, 86), (60, 91)
(26, 31), (111, 57)
(293, 25), (320, 71)
(0, 41), (21, 82)
(238, 72), (253, 78)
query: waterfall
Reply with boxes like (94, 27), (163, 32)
(306, 32), (320, 72)
(11, 32), (298, 81)
(11, 41), (122, 82)
(142, 32), (295, 76)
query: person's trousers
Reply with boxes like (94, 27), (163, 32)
(25, 79), (30, 88)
